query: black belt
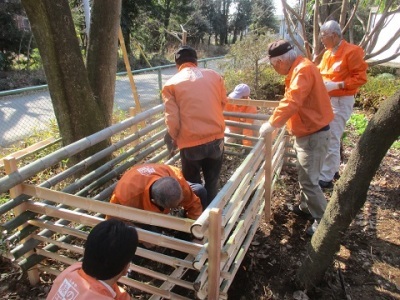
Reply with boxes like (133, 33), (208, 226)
(316, 124), (330, 133)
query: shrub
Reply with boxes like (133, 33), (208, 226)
(222, 30), (277, 99)
(367, 65), (397, 77)
(356, 75), (400, 111)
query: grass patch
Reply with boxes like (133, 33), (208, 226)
(343, 112), (399, 150)
(347, 113), (368, 135)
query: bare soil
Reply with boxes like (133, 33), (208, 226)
(0, 128), (399, 299)
(228, 145), (400, 300)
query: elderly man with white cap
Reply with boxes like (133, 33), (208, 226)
(259, 39), (334, 236)
(225, 83), (257, 147)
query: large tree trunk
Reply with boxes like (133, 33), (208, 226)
(86, 0), (122, 126)
(296, 91), (400, 289)
(22, 0), (121, 165)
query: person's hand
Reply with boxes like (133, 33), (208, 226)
(259, 122), (275, 137)
(324, 81), (344, 92)
(164, 132), (177, 158)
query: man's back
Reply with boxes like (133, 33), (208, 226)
(163, 62), (227, 149)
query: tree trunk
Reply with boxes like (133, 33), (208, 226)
(22, 0), (121, 165)
(86, 0), (122, 127)
(296, 91), (400, 289)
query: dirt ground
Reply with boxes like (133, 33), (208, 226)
(228, 144), (400, 300)
(0, 131), (399, 299)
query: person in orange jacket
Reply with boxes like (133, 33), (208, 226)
(46, 219), (138, 300)
(162, 46), (227, 206)
(225, 83), (258, 147)
(317, 20), (368, 189)
(109, 164), (205, 220)
(259, 40), (334, 236)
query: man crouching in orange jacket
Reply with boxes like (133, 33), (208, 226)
(109, 163), (206, 220)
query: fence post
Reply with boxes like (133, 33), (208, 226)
(118, 27), (142, 112)
(264, 131), (273, 222)
(158, 68), (163, 103)
(207, 208), (222, 299)
(3, 157), (40, 285)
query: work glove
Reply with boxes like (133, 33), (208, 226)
(164, 132), (177, 158)
(259, 122), (275, 137)
(324, 81), (344, 92)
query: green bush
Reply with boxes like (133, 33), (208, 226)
(356, 75), (400, 111)
(222, 30), (277, 99)
(367, 65), (397, 77)
(224, 64), (284, 100)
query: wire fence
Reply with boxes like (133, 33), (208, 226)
(0, 57), (227, 148)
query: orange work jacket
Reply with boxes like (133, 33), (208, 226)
(225, 103), (257, 146)
(110, 164), (202, 220)
(225, 103), (257, 123)
(318, 40), (368, 97)
(269, 56), (334, 137)
(162, 62), (227, 149)
(46, 262), (131, 300)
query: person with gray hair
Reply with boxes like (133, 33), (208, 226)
(109, 164), (206, 220)
(259, 40), (334, 236)
(150, 176), (183, 209)
(318, 20), (368, 189)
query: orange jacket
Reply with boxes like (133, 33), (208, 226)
(318, 40), (368, 97)
(269, 56), (334, 137)
(110, 164), (202, 220)
(46, 262), (131, 300)
(225, 103), (257, 146)
(162, 62), (227, 149)
(225, 103), (257, 124)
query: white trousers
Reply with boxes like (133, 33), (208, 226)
(320, 95), (355, 182)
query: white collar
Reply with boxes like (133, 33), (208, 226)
(99, 280), (117, 298)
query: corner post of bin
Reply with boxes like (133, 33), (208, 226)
(207, 207), (222, 299)
(3, 156), (40, 285)
(263, 131), (273, 222)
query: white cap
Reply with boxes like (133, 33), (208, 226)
(228, 83), (250, 99)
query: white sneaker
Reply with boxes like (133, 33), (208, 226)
(306, 219), (319, 236)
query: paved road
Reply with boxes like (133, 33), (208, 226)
(0, 66), (183, 147)
(0, 59), (226, 148)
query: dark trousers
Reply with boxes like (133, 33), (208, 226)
(188, 181), (208, 210)
(180, 139), (224, 207)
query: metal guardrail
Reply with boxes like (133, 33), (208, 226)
(0, 56), (225, 97)
(0, 56), (226, 147)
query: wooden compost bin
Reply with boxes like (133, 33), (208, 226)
(0, 100), (291, 299)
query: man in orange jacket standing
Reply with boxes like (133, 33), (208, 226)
(46, 219), (138, 300)
(162, 46), (227, 207)
(259, 40), (334, 236)
(318, 20), (368, 189)
(109, 164), (205, 220)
